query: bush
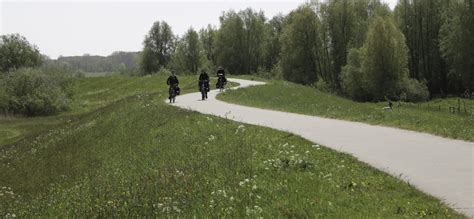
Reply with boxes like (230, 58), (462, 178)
(0, 77), (8, 115)
(1, 68), (74, 116)
(400, 78), (430, 102)
(314, 79), (332, 93)
(0, 34), (42, 72)
(157, 67), (172, 76)
(341, 48), (370, 101)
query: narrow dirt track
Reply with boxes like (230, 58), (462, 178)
(168, 78), (474, 217)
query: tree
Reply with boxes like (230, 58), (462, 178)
(280, 6), (329, 85)
(394, 0), (449, 95)
(183, 28), (202, 74)
(199, 25), (217, 66)
(0, 34), (42, 73)
(342, 16), (423, 101)
(318, 0), (385, 89)
(341, 48), (367, 100)
(169, 28), (204, 74)
(214, 8), (266, 74)
(262, 14), (285, 70)
(363, 16), (410, 100)
(140, 21), (175, 74)
(440, 0), (474, 94)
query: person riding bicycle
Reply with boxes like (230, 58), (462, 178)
(216, 67), (227, 90)
(198, 70), (210, 99)
(167, 71), (179, 102)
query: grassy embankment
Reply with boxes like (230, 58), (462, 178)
(219, 80), (474, 142)
(0, 75), (463, 217)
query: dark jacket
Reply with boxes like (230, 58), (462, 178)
(167, 76), (179, 86)
(217, 69), (225, 78)
(199, 73), (209, 81)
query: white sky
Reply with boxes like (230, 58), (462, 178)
(1, 0), (397, 59)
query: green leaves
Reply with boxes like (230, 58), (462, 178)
(280, 6), (327, 85)
(140, 21), (175, 74)
(1, 68), (73, 116)
(214, 9), (266, 74)
(169, 28), (203, 74)
(0, 34), (42, 73)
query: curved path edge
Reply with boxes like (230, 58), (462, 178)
(168, 78), (474, 217)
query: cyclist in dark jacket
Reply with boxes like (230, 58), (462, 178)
(216, 67), (227, 91)
(167, 72), (179, 103)
(198, 70), (210, 99)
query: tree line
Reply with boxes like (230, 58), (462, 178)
(140, 0), (473, 101)
(44, 51), (140, 73)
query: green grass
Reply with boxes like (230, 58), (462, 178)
(218, 80), (474, 142)
(0, 75), (464, 217)
(0, 74), (198, 147)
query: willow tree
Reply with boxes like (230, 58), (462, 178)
(140, 21), (175, 74)
(280, 6), (329, 85)
(342, 16), (417, 101)
(440, 0), (474, 94)
(214, 8), (266, 74)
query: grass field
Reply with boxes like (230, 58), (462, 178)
(0, 74), (195, 146)
(0, 75), (464, 217)
(218, 80), (474, 142)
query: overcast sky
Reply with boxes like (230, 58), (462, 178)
(1, 0), (398, 59)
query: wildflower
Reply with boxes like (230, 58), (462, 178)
(252, 185), (258, 190)
(208, 135), (215, 141)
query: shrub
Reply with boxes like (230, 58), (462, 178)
(0, 34), (42, 72)
(2, 68), (74, 116)
(341, 48), (370, 101)
(400, 78), (430, 102)
(314, 79), (332, 93)
(157, 67), (172, 76)
(0, 77), (8, 115)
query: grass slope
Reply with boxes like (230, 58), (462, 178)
(0, 76), (463, 217)
(218, 80), (474, 142)
(0, 75), (196, 146)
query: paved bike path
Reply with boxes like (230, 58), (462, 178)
(169, 78), (474, 217)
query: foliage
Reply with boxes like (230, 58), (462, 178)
(401, 78), (430, 102)
(280, 6), (329, 85)
(262, 14), (285, 71)
(394, 0), (449, 95)
(199, 25), (217, 66)
(0, 68), (74, 116)
(44, 51), (140, 73)
(341, 16), (427, 102)
(214, 8), (266, 74)
(140, 21), (175, 74)
(341, 48), (367, 100)
(169, 28), (203, 74)
(439, 0), (474, 94)
(318, 0), (386, 89)
(0, 34), (42, 72)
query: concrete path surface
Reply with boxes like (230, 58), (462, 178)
(169, 78), (474, 217)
